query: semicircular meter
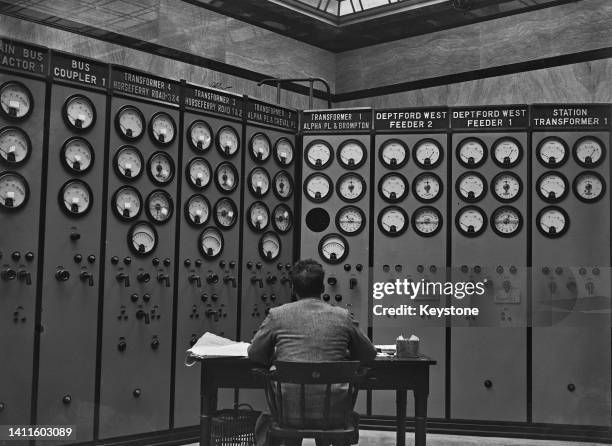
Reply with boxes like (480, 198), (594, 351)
(537, 206), (569, 238)
(185, 194), (210, 227)
(186, 157), (211, 190)
(0, 81), (32, 120)
(112, 186), (142, 221)
(61, 137), (93, 174)
(115, 105), (145, 141)
(537, 137), (568, 168)
(455, 205), (487, 237)
(318, 233), (348, 264)
(304, 140), (333, 169)
(146, 190), (174, 224)
(274, 137), (294, 166)
(491, 206), (523, 237)
(188, 120), (213, 152)
(337, 172), (366, 203)
(259, 232), (281, 262)
(0, 172), (29, 210)
(128, 221), (158, 256)
(492, 137), (523, 168)
(573, 136), (606, 167)
(149, 112), (176, 146)
(249, 133), (271, 162)
(216, 126), (240, 157)
(491, 172), (522, 203)
(273, 171), (293, 200)
(63, 95), (96, 131)
(304, 173), (332, 203)
(199, 227), (224, 258)
(336, 205), (366, 236)
(0, 127), (31, 166)
(413, 139), (442, 169)
(248, 167), (271, 197)
(215, 162), (239, 193)
(59, 179), (93, 217)
(272, 204), (293, 233)
(380, 139), (408, 169)
(214, 197), (238, 229)
(573, 171), (605, 203)
(147, 151), (175, 185)
(377, 206), (408, 237)
(457, 138), (487, 168)
(113, 146), (143, 180)
(413, 172), (443, 203)
(536, 172), (569, 203)
(338, 140), (366, 169)
(412, 206), (443, 237)
(248, 201), (270, 232)
(456, 172), (487, 203)
(378, 173), (408, 203)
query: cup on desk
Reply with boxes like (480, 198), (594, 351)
(396, 335), (419, 358)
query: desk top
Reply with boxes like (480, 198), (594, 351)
(191, 355), (436, 366)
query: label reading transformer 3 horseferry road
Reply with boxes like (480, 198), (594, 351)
(301, 109), (372, 132)
(374, 107), (448, 131)
(531, 104), (610, 130)
(51, 51), (108, 89)
(246, 99), (298, 131)
(184, 84), (243, 119)
(0, 38), (48, 75)
(111, 67), (180, 106)
(451, 105), (529, 130)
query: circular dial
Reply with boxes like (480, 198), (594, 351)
(377, 206), (408, 237)
(336, 205), (366, 235)
(455, 206), (487, 237)
(536, 171), (569, 203)
(112, 186), (142, 221)
(573, 171), (605, 203)
(274, 137), (294, 166)
(214, 197), (238, 229)
(537, 206), (569, 238)
(457, 138), (487, 168)
(337, 173), (366, 203)
(305, 140), (333, 169)
(0, 127), (31, 165)
(456, 172), (487, 203)
(0, 172), (29, 210)
(248, 167), (271, 197)
(59, 180), (92, 217)
(188, 120), (213, 152)
(247, 201), (270, 231)
(491, 172), (522, 203)
(63, 95), (96, 131)
(272, 204), (293, 233)
(273, 171), (293, 200)
(185, 194), (210, 227)
(412, 206), (443, 237)
(492, 206), (523, 237)
(115, 106), (145, 141)
(147, 152), (175, 185)
(199, 227), (224, 258)
(249, 133), (271, 162)
(215, 162), (239, 193)
(61, 137), (93, 173)
(338, 140), (366, 169)
(216, 126), (240, 157)
(149, 112), (176, 146)
(304, 173), (332, 203)
(0, 81), (32, 120)
(413, 173), (443, 203)
(573, 136), (606, 167)
(378, 173), (408, 203)
(537, 137), (568, 167)
(318, 234), (348, 264)
(413, 139), (443, 169)
(113, 146), (143, 180)
(259, 232), (281, 262)
(380, 139), (408, 169)
(186, 157), (211, 190)
(128, 221), (158, 256)
(146, 190), (174, 224)
(492, 137), (522, 168)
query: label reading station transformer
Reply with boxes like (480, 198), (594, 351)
(374, 107), (448, 131)
(246, 98), (298, 131)
(0, 38), (48, 75)
(51, 51), (108, 89)
(531, 104), (610, 129)
(301, 109), (372, 132)
(451, 105), (529, 130)
(111, 66), (180, 105)
(184, 84), (243, 119)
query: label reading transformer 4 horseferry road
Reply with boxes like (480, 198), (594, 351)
(531, 104), (610, 130)
(374, 107), (448, 131)
(111, 66), (180, 106)
(184, 84), (243, 119)
(451, 105), (529, 130)
(0, 38), (48, 75)
(246, 99), (298, 132)
(302, 109), (372, 133)
(51, 51), (108, 89)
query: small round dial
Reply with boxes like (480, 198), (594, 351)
(128, 221), (158, 256)
(113, 146), (143, 180)
(274, 137), (294, 166)
(573, 136), (606, 167)
(149, 112), (176, 146)
(186, 157), (211, 190)
(0, 81), (32, 120)
(249, 133), (271, 162)
(377, 206), (408, 237)
(537, 206), (569, 238)
(412, 206), (443, 237)
(380, 139), (408, 169)
(413, 173), (443, 203)
(63, 95), (96, 131)
(146, 190), (174, 224)
(115, 105), (145, 141)
(491, 172), (522, 203)
(338, 140), (366, 169)
(112, 186), (142, 221)
(537, 137), (568, 168)
(457, 138), (487, 168)
(318, 234), (348, 264)
(336, 206), (366, 235)
(188, 120), (213, 152)
(272, 204), (293, 233)
(492, 206), (523, 237)
(214, 197), (238, 229)
(259, 232), (281, 262)
(199, 227), (224, 258)
(455, 206), (487, 237)
(147, 152), (175, 185)
(305, 140), (333, 169)
(216, 126), (240, 157)
(337, 173), (366, 203)
(536, 172), (569, 203)
(304, 173), (332, 203)
(185, 194), (210, 227)
(456, 172), (487, 203)
(248, 167), (271, 197)
(215, 162), (239, 193)
(61, 137), (93, 173)
(573, 171), (605, 203)
(273, 171), (293, 201)
(0, 172), (29, 210)
(0, 127), (31, 166)
(59, 180), (93, 217)
(378, 173), (408, 203)
(413, 139), (443, 169)
(492, 137), (523, 168)
(248, 201), (270, 231)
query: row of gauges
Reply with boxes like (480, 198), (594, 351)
(199, 227), (281, 261)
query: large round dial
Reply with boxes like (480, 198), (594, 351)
(457, 138), (487, 168)
(456, 172), (487, 203)
(413, 139), (443, 169)
(60, 137), (93, 173)
(248, 167), (271, 197)
(128, 221), (158, 256)
(149, 112), (176, 146)
(259, 232), (281, 262)
(305, 140), (333, 169)
(63, 95), (96, 131)
(378, 173), (408, 203)
(216, 126), (240, 157)
(188, 120), (213, 152)
(491, 172), (522, 203)
(492, 137), (522, 168)
(59, 180), (93, 217)
(537, 137), (568, 168)
(249, 133), (271, 162)
(115, 105), (145, 141)
(0, 127), (31, 166)
(573, 136), (606, 167)
(274, 137), (294, 166)
(113, 146), (143, 180)
(455, 205), (487, 237)
(0, 172), (29, 210)
(273, 171), (293, 201)
(186, 157), (211, 190)
(185, 194), (210, 227)
(304, 173), (332, 203)
(337, 173), (366, 203)
(536, 172), (569, 203)
(413, 173), (443, 203)
(214, 197), (238, 229)
(199, 227), (224, 258)
(247, 201), (270, 231)
(492, 206), (523, 237)
(112, 186), (142, 221)
(537, 206), (569, 238)
(147, 151), (175, 185)
(412, 206), (443, 237)
(0, 81), (32, 120)
(336, 205), (366, 236)
(380, 139), (408, 169)
(378, 206), (408, 237)
(215, 162), (239, 193)
(573, 171), (605, 203)
(272, 204), (293, 233)
(146, 190), (174, 224)
(318, 234), (348, 264)
(338, 140), (366, 169)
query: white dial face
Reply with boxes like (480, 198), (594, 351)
(493, 173), (521, 202)
(381, 140), (407, 167)
(379, 207), (407, 235)
(538, 173), (567, 201)
(115, 146), (142, 179)
(339, 141), (365, 167)
(275, 138), (294, 165)
(0, 127), (30, 164)
(274, 171), (293, 199)
(1, 82), (31, 118)
(338, 173), (365, 201)
(215, 198), (237, 227)
(216, 163), (238, 192)
(457, 173), (485, 201)
(218, 127), (239, 156)
(149, 152), (174, 184)
(62, 138), (92, 172)
(414, 173), (442, 202)
(61, 180), (91, 215)
(305, 174), (331, 201)
(0, 173), (28, 209)
(260, 233), (281, 261)
(493, 138), (521, 166)
(337, 206), (364, 234)
(200, 228), (223, 257)
(575, 138), (604, 166)
(188, 158), (211, 188)
(538, 138), (567, 166)
(150, 113), (175, 144)
(306, 141), (331, 167)
(65, 96), (95, 129)
(458, 139), (485, 166)
(117, 106), (144, 139)
(251, 133), (270, 161)
(493, 207), (521, 236)
(457, 207), (485, 235)
(130, 222), (156, 255)
(249, 168), (270, 196)
(574, 172), (605, 202)
(538, 208), (567, 236)
(249, 201), (269, 231)
(186, 195), (209, 226)
(273, 204), (292, 233)
(379, 174), (407, 202)
(147, 190), (173, 223)
(413, 207), (441, 236)
(189, 121), (212, 151)
(114, 187), (141, 220)
(319, 235), (346, 263)
(414, 140), (441, 167)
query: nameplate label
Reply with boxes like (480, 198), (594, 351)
(51, 52), (108, 89)
(531, 104), (610, 130)
(375, 107), (448, 131)
(246, 99), (298, 131)
(0, 38), (48, 76)
(301, 109), (372, 133)
(451, 105), (529, 130)
(111, 67), (180, 105)
(184, 84), (243, 119)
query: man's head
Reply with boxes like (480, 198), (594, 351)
(290, 259), (325, 299)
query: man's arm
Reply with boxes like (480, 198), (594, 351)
(347, 314), (377, 362)
(247, 313), (276, 366)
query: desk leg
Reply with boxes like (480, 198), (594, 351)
(414, 390), (428, 446)
(200, 384), (218, 446)
(395, 390), (407, 446)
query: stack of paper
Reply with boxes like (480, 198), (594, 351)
(187, 332), (251, 358)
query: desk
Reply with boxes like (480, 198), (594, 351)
(195, 356), (436, 446)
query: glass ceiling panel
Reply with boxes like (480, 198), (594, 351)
(272, 0), (432, 19)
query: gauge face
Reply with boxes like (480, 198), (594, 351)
(573, 171), (606, 203)
(380, 139), (408, 169)
(338, 140), (366, 169)
(0, 127), (31, 166)
(248, 167), (271, 197)
(378, 173), (408, 203)
(413, 139), (443, 169)
(149, 112), (176, 146)
(455, 206), (487, 237)
(336, 206), (366, 235)
(413, 173), (443, 203)
(457, 138), (487, 168)
(537, 137), (568, 168)
(248, 201), (270, 231)
(113, 146), (143, 180)
(59, 180), (92, 217)
(0, 81), (32, 120)
(537, 206), (569, 238)
(377, 206), (408, 237)
(188, 120), (213, 152)
(60, 137), (93, 173)
(249, 133), (271, 162)
(185, 194), (210, 227)
(304, 173), (332, 203)
(147, 151), (175, 185)
(215, 162), (239, 193)
(456, 172), (487, 203)
(273, 170), (293, 200)
(63, 95), (96, 131)
(186, 157), (211, 190)
(272, 204), (293, 233)
(573, 136), (606, 167)
(146, 190), (174, 224)
(216, 126), (240, 157)
(112, 186), (142, 221)
(337, 173), (366, 203)
(128, 221), (158, 256)
(274, 137), (294, 166)
(214, 197), (238, 229)
(492, 137), (522, 168)
(491, 172), (522, 203)
(259, 232), (281, 262)
(115, 105), (145, 141)
(412, 206), (443, 237)
(492, 206), (523, 237)
(0, 172), (28, 210)
(318, 234), (348, 264)
(199, 227), (224, 258)
(536, 171), (568, 203)
(305, 140), (333, 169)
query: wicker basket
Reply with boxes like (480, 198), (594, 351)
(210, 403), (261, 446)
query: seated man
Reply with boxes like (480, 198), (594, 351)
(248, 259), (377, 446)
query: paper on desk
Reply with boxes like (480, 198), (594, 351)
(185, 332), (250, 366)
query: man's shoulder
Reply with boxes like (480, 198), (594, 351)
(270, 299), (350, 318)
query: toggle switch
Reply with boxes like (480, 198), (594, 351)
(205, 308), (220, 321)
(223, 275), (236, 288)
(117, 339), (127, 352)
(151, 337), (160, 350)
(136, 309), (150, 324)
(79, 271), (94, 286)
(18, 269), (32, 285)
(281, 276), (290, 285)
(251, 276), (263, 288)
(585, 281), (595, 295)
(116, 272), (130, 287)
(189, 274), (202, 287)
(157, 273), (170, 287)
(349, 278), (358, 290)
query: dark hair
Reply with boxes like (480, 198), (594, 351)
(290, 259), (325, 298)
